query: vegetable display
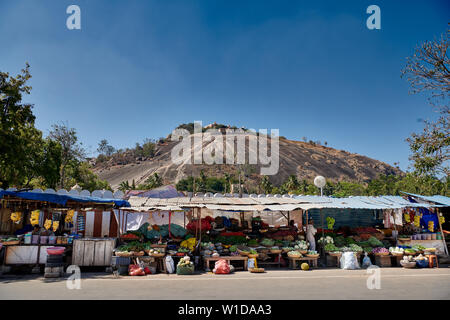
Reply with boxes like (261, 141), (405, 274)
(260, 238), (275, 247)
(372, 247), (389, 254)
(367, 236), (384, 247)
(318, 236), (334, 245)
(293, 240), (308, 251)
(324, 243), (339, 252)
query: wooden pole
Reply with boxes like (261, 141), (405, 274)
(436, 208), (448, 255)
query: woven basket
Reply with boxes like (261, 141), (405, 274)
(404, 251), (416, 256)
(115, 251), (133, 257)
(374, 252), (390, 256)
(270, 249), (282, 254)
(328, 252), (341, 257)
(288, 254), (301, 258)
(150, 253), (165, 258)
(306, 254), (320, 258)
(400, 261), (416, 268)
(391, 252), (404, 257)
(250, 268), (265, 273)
(299, 250), (308, 255)
(248, 254), (259, 259)
(2, 240), (20, 245)
(237, 249), (249, 256)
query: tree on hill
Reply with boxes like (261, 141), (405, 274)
(97, 139), (115, 157)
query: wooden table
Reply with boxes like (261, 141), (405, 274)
(257, 252), (282, 268)
(327, 253), (342, 268)
(288, 256), (319, 269)
(204, 256), (248, 271)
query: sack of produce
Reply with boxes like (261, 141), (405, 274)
(213, 259), (231, 274)
(165, 255), (175, 274)
(128, 264), (145, 276)
(340, 252), (360, 270)
(176, 257), (195, 275)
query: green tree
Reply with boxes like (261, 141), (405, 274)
(142, 139), (156, 158)
(49, 123), (85, 189)
(97, 139), (115, 156)
(0, 63), (35, 188)
(68, 162), (112, 192)
(260, 176), (273, 194)
(283, 175), (299, 192)
(402, 26), (449, 176)
(118, 181), (131, 192)
(223, 173), (232, 193)
(139, 172), (163, 190)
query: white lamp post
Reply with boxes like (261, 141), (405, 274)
(314, 176), (326, 197)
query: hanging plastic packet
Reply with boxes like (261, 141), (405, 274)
(362, 252), (372, 269)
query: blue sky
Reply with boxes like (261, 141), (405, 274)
(0, 0), (448, 171)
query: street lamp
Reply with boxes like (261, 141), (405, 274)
(314, 175), (326, 196)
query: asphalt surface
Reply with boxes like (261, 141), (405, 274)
(1, 267), (449, 300)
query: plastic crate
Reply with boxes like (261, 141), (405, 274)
(111, 256), (131, 266)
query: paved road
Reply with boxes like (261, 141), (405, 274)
(1, 268), (449, 300)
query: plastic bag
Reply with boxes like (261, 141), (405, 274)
(247, 257), (257, 269)
(213, 259), (230, 274)
(340, 252), (360, 270)
(362, 253), (372, 269)
(165, 255), (175, 274)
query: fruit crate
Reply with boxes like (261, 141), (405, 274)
(111, 256), (131, 266)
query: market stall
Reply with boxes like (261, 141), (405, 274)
(0, 188), (129, 273)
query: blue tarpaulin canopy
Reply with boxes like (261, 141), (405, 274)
(400, 192), (450, 207)
(0, 190), (130, 207)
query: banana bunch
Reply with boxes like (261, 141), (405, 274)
(439, 215), (445, 225)
(52, 221), (59, 232)
(414, 214), (421, 228)
(404, 213), (410, 223)
(65, 210), (75, 223)
(180, 237), (197, 251)
(30, 210), (40, 225)
(428, 221), (434, 232)
(326, 216), (335, 230)
(10, 212), (22, 224)
(44, 219), (52, 230)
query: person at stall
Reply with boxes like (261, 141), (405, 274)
(306, 219), (317, 251)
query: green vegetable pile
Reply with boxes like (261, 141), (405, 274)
(215, 235), (247, 245)
(260, 238), (275, 246)
(367, 236), (384, 247)
(324, 243), (339, 252)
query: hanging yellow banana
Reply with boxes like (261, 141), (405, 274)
(404, 213), (410, 223)
(44, 219), (52, 230)
(439, 216), (445, 225)
(52, 221), (59, 232)
(10, 212), (22, 224)
(414, 215), (421, 228)
(65, 210), (75, 223)
(30, 210), (40, 225)
(428, 221), (434, 232)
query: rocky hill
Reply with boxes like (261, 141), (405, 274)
(93, 130), (402, 190)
